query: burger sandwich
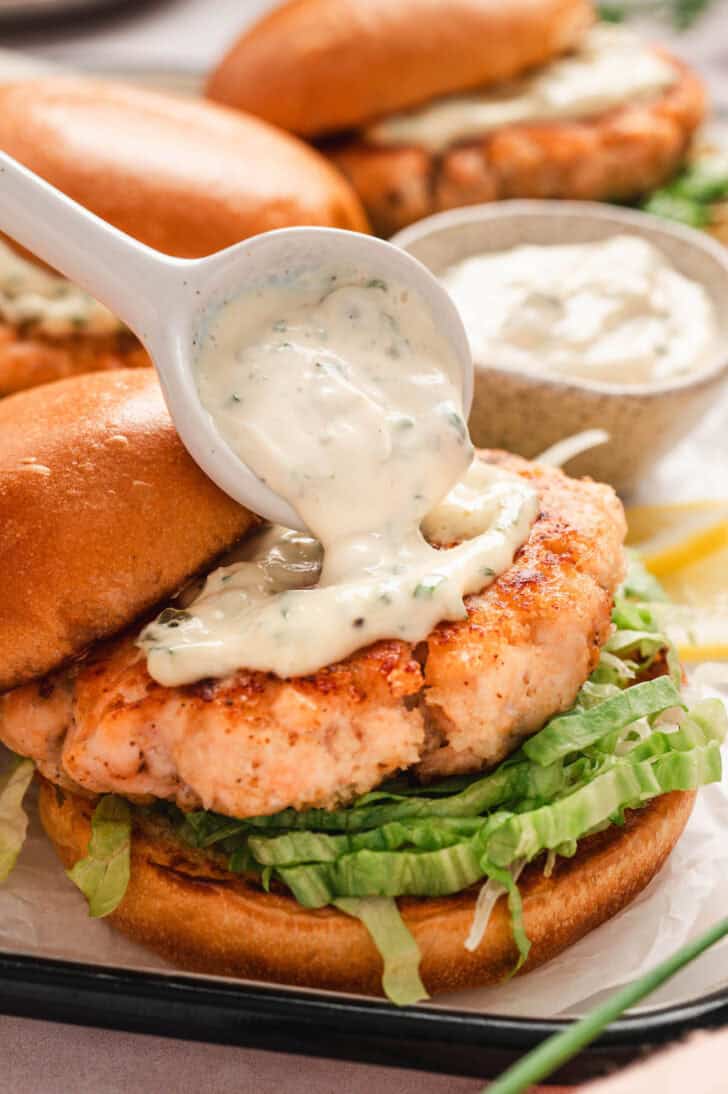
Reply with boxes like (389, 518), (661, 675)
(0, 363), (722, 1004)
(0, 77), (368, 396)
(207, 0), (707, 237)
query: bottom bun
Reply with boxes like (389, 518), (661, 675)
(39, 780), (694, 996)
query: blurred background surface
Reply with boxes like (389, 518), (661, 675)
(0, 0), (726, 113)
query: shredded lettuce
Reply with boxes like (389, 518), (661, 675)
(279, 841), (485, 908)
(619, 551), (669, 605)
(486, 741), (722, 868)
(68, 795), (132, 918)
(466, 860), (525, 954)
(615, 553), (681, 684)
(479, 863), (530, 973)
(0, 756), (34, 881)
(248, 816), (485, 866)
(182, 757), (572, 838)
(523, 677), (684, 766)
(334, 897), (428, 1006)
(641, 156), (728, 227)
(604, 628), (667, 663)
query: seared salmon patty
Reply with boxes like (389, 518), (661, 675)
(0, 453), (626, 815)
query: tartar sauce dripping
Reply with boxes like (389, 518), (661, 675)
(441, 235), (718, 386)
(366, 26), (676, 152)
(140, 268), (538, 682)
(0, 239), (122, 337)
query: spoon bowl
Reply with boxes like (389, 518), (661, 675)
(0, 152), (473, 529)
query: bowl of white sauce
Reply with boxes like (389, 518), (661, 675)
(392, 201), (728, 492)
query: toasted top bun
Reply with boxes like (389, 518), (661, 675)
(0, 370), (255, 692)
(206, 0), (594, 138)
(0, 78), (368, 257)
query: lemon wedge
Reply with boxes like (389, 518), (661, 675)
(659, 611), (728, 663)
(626, 502), (728, 661)
(659, 542), (728, 612)
(626, 501), (728, 577)
(658, 546), (728, 661)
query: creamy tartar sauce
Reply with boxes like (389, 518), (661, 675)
(366, 26), (676, 152)
(0, 239), (121, 337)
(139, 268), (538, 682)
(441, 235), (718, 386)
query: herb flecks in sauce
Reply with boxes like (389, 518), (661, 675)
(442, 235), (718, 386)
(140, 268), (538, 682)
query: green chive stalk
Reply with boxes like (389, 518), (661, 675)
(485, 916), (728, 1094)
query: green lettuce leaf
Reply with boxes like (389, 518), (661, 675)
(523, 677), (684, 766)
(604, 629), (667, 663)
(334, 897), (428, 1006)
(0, 756), (34, 881)
(611, 598), (661, 634)
(643, 191), (711, 228)
(248, 816), (485, 866)
(574, 681), (622, 710)
(619, 551), (669, 604)
(234, 756), (572, 835)
(480, 863), (530, 973)
(627, 699), (727, 761)
(486, 742), (722, 868)
(614, 557), (682, 687)
(67, 795), (132, 918)
(279, 840), (485, 908)
(673, 158), (728, 202)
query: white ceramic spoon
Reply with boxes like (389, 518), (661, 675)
(0, 151), (473, 530)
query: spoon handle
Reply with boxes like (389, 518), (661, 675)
(0, 150), (178, 341)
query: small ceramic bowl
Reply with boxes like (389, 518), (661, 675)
(392, 201), (728, 494)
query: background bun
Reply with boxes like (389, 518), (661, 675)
(0, 78), (369, 256)
(39, 781), (694, 996)
(206, 0), (594, 138)
(0, 370), (255, 691)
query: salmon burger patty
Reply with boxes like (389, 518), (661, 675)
(0, 452), (626, 817)
(329, 55), (705, 237)
(0, 323), (150, 398)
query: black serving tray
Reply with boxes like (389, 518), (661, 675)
(0, 950), (726, 1085)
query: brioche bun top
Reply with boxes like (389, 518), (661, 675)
(0, 370), (255, 692)
(0, 78), (368, 258)
(206, 0), (594, 138)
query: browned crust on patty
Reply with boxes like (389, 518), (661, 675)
(0, 323), (150, 398)
(420, 452), (625, 777)
(327, 55), (706, 237)
(39, 778), (695, 996)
